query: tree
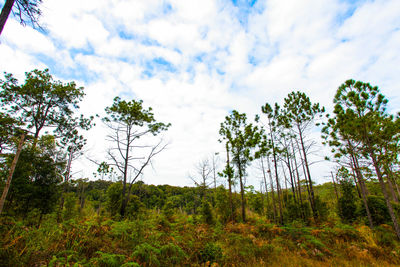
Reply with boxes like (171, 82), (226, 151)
(333, 79), (400, 238)
(2, 135), (64, 217)
(0, 0), (42, 36)
(322, 108), (374, 228)
(188, 158), (213, 201)
(0, 131), (25, 214)
(0, 111), (23, 155)
(337, 170), (358, 223)
(261, 103), (284, 224)
(0, 69), (91, 214)
(103, 96), (170, 217)
(0, 111), (25, 214)
(282, 91), (324, 219)
(219, 110), (261, 222)
(218, 141), (235, 221)
(0, 69), (92, 146)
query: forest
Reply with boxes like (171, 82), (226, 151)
(1, 68), (400, 267)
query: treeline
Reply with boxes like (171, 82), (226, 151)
(1, 69), (400, 265)
(216, 80), (400, 237)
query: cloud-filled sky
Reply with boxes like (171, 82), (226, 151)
(1, 0), (399, 187)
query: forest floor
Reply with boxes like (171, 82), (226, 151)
(1, 210), (400, 266)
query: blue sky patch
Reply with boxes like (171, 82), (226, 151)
(230, 0), (260, 26)
(336, 0), (367, 26)
(141, 57), (177, 78)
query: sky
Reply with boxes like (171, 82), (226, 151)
(1, 0), (400, 188)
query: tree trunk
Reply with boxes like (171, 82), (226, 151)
(0, 0), (15, 35)
(351, 167), (362, 199)
(348, 140), (374, 228)
(226, 144), (234, 221)
(120, 134), (131, 218)
(270, 134), (283, 224)
(238, 158), (246, 222)
(370, 151), (400, 239)
(331, 172), (339, 201)
(285, 151), (297, 204)
(260, 157), (271, 219)
(297, 128), (316, 219)
(296, 139), (313, 212)
(389, 165), (400, 199)
(292, 139), (304, 219)
(266, 154), (277, 223)
(385, 164), (399, 202)
(0, 133), (25, 214)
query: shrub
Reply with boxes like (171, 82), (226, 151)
(132, 243), (160, 266)
(90, 251), (126, 267)
(126, 195), (145, 220)
(337, 180), (358, 223)
(366, 195), (390, 225)
(200, 201), (215, 225)
(63, 192), (78, 220)
(199, 242), (223, 265)
(159, 243), (187, 266)
(106, 182), (123, 218)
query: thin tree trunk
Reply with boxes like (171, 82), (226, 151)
(0, 0), (15, 35)
(266, 154), (277, 223)
(271, 139), (283, 224)
(292, 139), (304, 218)
(267, 118), (283, 224)
(331, 171), (339, 201)
(370, 151), (400, 239)
(120, 133), (131, 218)
(351, 166), (362, 199)
(285, 151), (297, 204)
(296, 139), (313, 210)
(389, 165), (400, 199)
(226, 144), (234, 221)
(385, 164), (399, 202)
(212, 154), (217, 207)
(60, 150), (74, 211)
(297, 128), (316, 219)
(348, 140), (374, 228)
(260, 157), (271, 219)
(237, 158), (246, 222)
(281, 162), (289, 208)
(265, 182), (270, 218)
(0, 133), (25, 214)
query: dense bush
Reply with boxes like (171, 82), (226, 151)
(337, 180), (358, 223)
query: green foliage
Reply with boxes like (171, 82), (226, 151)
(0, 111), (23, 154)
(4, 136), (63, 216)
(0, 69), (92, 146)
(365, 195), (391, 225)
(104, 97), (170, 134)
(90, 251), (126, 267)
(200, 201), (215, 225)
(249, 192), (264, 216)
(214, 185), (232, 223)
(159, 243), (187, 266)
(106, 182), (123, 218)
(126, 195), (145, 220)
(286, 201), (311, 223)
(314, 196), (328, 221)
(132, 243), (160, 266)
(102, 96), (170, 218)
(121, 263), (141, 267)
(199, 242), (223, 265)
(63, 192), (77, 220)
(375, 225), (397, 247)
(219, 110), (262, 222)
(337, 179), (358, 223)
